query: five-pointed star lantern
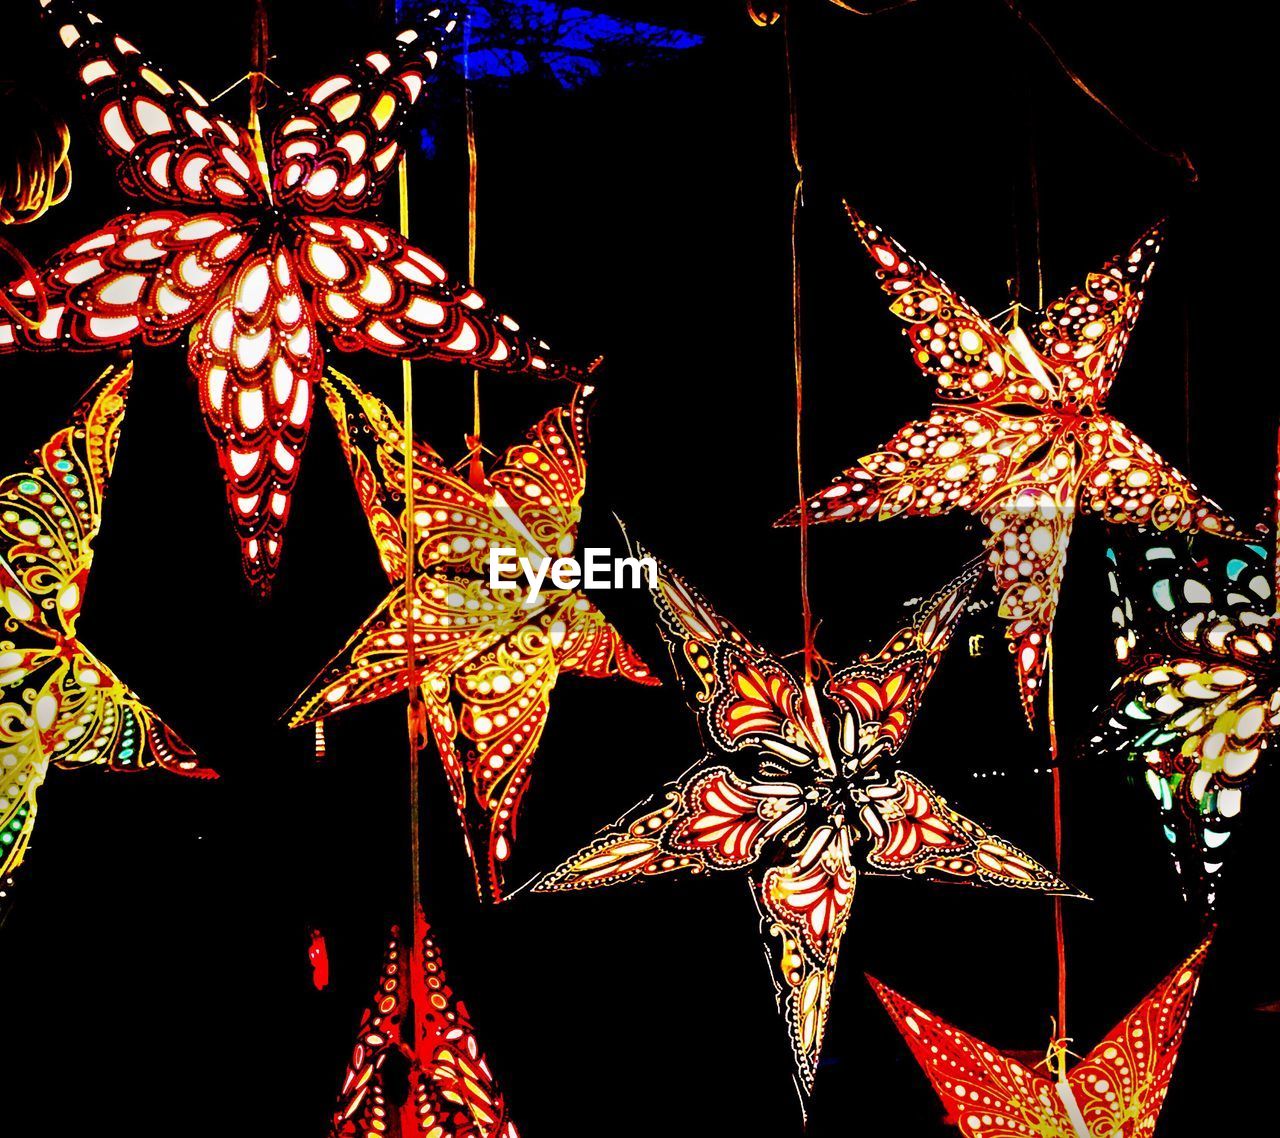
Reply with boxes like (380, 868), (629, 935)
(1, 362), (213, 889)
(529, 548), (1071, 1106)
(288, 371), (657, 901)
(1093, 536), (1278, 912)
(777, 205), (1239, 723)
(871, 934), (1211, 1137)
(332, 921), (519, 1137)
(0, 1), (583, 591)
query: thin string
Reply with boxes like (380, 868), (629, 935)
(1026, 65), (1066, 1043)
(1047, 638), (1067, 1038)
(826, 0), (919, 14)
(1002, 0), (1197, 180)
(398, 153), (428, 1050)
(464, 15), (482, 448)
(783, 4), (816, 684)
(466, 86), (481, 443)
(1274, 423), (1280, 617)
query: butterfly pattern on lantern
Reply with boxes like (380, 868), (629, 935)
(776, 205), (1239, 724)
(871, 934), (1212, 1137)
(1, 1), (586, 592)
(287, 371), (657, 901)
(529, 547), (1072, 1107)
(0, 361), (213, 888)
(332, 922), (518, 1137)
(1093, 537), (1277, 912)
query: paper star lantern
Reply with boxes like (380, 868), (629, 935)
(1, 361), (213, 890)
(871, 934), (1211, 1137)
(1093, 537), (1277, 911)
(332, 921), (518, 1137)
(778, 206), (1238, 723)
(531, 549), (1070, 1106)
(288, 372), (657, 900)
(1, 1), (584, 591)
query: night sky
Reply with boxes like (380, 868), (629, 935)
(1, 2), (1274, 1135)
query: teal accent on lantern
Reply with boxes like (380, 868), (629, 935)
(1153, 579), (1174, 610)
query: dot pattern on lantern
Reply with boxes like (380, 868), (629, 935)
(870, 934), (1211, 1138)
(1093, 537), (1279, 912)
(777, 205), (1239, 724)
(287, 371), (658, 901)
(2, 1), (589, 590)
(331, 922), (519, 1138)
(0, 362), (214, 887)
(532, 550), (1071, 1107)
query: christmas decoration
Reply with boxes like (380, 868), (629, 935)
(1, 361), (213, 889)
(1, 1), (585, 590)
(871, 933), (1212, 1137)
(1094, 537), (1277, 912)
(332, 921), (518, 1137)
(288, 371), (657, 901)
(530, 547), (1072, 1106)
(778, 207), (1239, 723)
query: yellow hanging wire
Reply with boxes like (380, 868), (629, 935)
(398, 152), (429, 1050)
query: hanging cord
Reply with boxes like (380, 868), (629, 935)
(1047, 638), (1067, 1039)
(1002, 0), (1197, 180)
(1274, 422), (1280, 617)
(398, 153), (430, 1052)
(1025, 80), (1068, 1048)
(463, 15), (484, 485)
(782, 5), (817, 684)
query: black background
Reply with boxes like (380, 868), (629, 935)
(1, 2), (1274, 1135)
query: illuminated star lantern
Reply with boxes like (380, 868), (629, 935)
(871, 934), (1211, 1137)
(288, 372), (657, 901)
(1, 362), (213, 890)
(778, 206), (1238, 723)
(1093, 537), (1278, 912)
(530, 550), (1071, 1107)
(1, 1), (585, 591)
(332, 922), (519, 1137)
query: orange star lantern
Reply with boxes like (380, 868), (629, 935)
(871, 934), (1212, 1137)
(779, 206), (1238, 722)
